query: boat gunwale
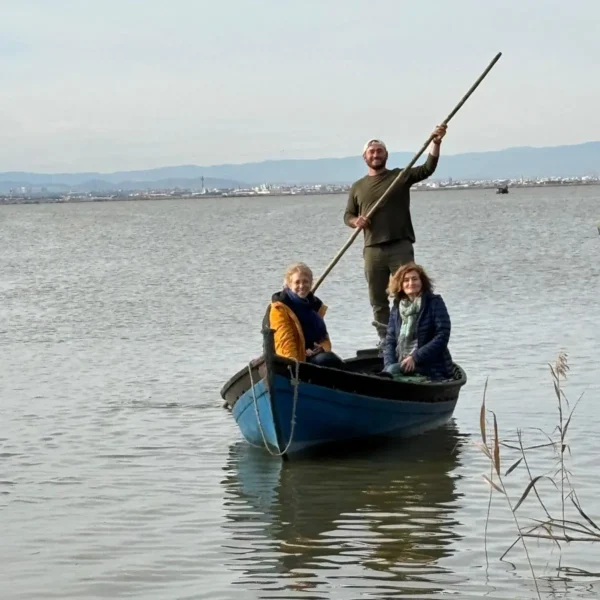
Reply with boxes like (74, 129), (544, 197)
(221, 353), (466, 411)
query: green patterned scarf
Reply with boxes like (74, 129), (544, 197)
(396, 296), (422, 361)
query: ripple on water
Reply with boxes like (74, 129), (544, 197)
(1, 189), (599, 599)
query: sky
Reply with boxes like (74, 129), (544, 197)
(2, 0), (600, 172)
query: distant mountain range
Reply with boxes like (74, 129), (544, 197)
(2, 141), (600, 193)
(0, 173), (243, 194)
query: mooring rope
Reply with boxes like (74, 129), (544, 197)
(247, 359), (300, 457)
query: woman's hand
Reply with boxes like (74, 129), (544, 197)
(400, 355), (416, 373)
(306, 344), (323, 358)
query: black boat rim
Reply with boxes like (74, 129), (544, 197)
(220, 350), (467, 411)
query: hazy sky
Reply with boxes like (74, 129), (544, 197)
(3, 0), (600, 172)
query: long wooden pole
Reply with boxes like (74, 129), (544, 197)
(311, 51), (502, 293)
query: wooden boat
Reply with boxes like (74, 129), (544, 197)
(220, 328), (467, 458)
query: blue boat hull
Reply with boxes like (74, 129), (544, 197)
(222, 336), (467, 458)
(232, 372), (458, 456)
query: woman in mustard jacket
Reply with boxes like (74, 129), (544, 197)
(266, 262), (345, 368)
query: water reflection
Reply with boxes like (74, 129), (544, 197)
(221, 424), (468, 598)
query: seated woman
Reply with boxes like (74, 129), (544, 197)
(381, 262), (454, 381)
(266, 262), (345, 369)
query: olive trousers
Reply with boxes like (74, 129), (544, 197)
(363, 239), (415, 338)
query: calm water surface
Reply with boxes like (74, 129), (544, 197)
(1, 186), (599, 599)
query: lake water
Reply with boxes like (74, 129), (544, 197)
(1, 185), (599, 599)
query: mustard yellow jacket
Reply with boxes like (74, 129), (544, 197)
(267, 294), (332, 362)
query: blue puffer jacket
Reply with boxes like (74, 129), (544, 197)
(383, 291), (454, 380)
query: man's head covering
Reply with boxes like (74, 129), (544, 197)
(362, 138), (387, 154)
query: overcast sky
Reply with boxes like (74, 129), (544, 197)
(2, 0), (599, 172)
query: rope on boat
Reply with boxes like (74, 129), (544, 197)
(247, 359), (300, 457)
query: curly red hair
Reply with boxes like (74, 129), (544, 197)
(387, 262), (434, 300)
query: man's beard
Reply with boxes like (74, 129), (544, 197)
(367, 157), (387, 171)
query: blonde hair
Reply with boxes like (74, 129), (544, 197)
(284, 262), (313, 287)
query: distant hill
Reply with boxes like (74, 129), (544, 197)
(196, 141), (600, 183)
(0, 174), (243, 194)
(2, 141), (600, 191)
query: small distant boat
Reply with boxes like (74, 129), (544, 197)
(496, 185), (509, 194)
(220, 329), (467, 458)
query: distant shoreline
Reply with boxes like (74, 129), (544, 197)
(1, 180), (599, 206)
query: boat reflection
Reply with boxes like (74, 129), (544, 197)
(221, 423), (467, 597)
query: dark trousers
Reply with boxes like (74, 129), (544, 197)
(307, 351), (345, 369)
(363, 239), (414, 337)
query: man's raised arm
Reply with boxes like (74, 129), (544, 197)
(404, 124), (447, 186)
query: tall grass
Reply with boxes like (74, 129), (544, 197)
(477, 352), (599, 597)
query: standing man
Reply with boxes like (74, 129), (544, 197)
(344, 124), (447, 344)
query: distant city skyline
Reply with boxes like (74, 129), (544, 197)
(3, 0), (600, 172)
